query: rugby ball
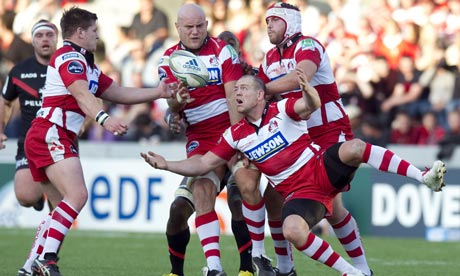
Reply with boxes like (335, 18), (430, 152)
(169, 50), (209, 88)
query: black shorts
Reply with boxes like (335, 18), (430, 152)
(282, 198), (326, 228)
(323, 142), (358, 190)
(15, 141), (29, 170)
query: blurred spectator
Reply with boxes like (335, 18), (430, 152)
(366, 54), (398, 116)
(381, 55), (424, 124)
(0, 10), (34, 67)
(444, 0), (460, 38)
(344, 104), (362, 133)
(363, 0), (393, 35)
(235, 0), (269, 67)
(13, 0), (62, 43)
(437, 109), (460, 160)
(374, 18), (416, 69)
(208, 0), (228, 37)
(109, 25), (136, 72)
(355, 114), (388, 147)
(95, 39), (121, 85)
(288, 0), (321, 37)
(416, 22), (439, 70)
(445, 30), (460, 69)
(418, 40), (456, 128)
(416, 111), (445, 145)
(355, 17), (378, 54)
(124, 112), (162, 144)
(392, 0), (418, 26)
(324, 17), (358, 70)
(335, 67), (368, 112)
(390, 110), (419, 144)
(129, 0), (169, 55)
(120, 39), (146, 88)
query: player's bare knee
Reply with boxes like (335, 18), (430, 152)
(342, 138), (366, 163)
(282, 215), (306, 244)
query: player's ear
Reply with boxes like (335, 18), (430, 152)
(257, 89), (265, 100)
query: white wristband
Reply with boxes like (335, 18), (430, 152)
(95, 110), (110, 126)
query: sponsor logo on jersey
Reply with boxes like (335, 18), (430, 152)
(245, 132), (287, 162)
(21, 73), (37, 78)
(67, 61), (84, 74)
(62, 53), (80, 61)
(209, 56), (219, 67)
(187, 141), (200, 153)
(208, 68), (222, 84)
(301, 38), (315, 50)
(25, 100), (42, 107)
(16, 157), (28, 169)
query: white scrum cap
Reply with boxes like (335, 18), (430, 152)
(265, 2), (302, 43)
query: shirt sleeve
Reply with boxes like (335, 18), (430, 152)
(284, 98), (302, 121)
(58, 58), (88, 88)
(1, 70), (18, 101)
(221, 44), (243, 84)
(95, 71), (114, 97)
(295, 38), (321, 68)
(211, 129), (237, 161)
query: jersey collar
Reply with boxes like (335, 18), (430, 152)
(63, 40), (95, 68)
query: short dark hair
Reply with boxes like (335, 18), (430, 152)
(60, 6), (98, 39)
(241, 75), (266, 94)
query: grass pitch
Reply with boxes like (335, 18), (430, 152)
(1, 227), (459, 276)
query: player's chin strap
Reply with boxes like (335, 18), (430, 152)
(178, 37), (209, 54)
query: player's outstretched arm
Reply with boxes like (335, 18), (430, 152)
(102, 79), (174, 104)
(140, 151), (227, 177)
(294, 68), (321, 119)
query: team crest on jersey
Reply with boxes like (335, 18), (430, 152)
(268, 119), (279, 133)
(301, 38), (315, 50)
(67, 61), (84, 74)
(244, 132), (287, 162)
(209, 56), (219, 67)
(187, 141), (200, 153)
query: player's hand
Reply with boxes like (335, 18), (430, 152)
(157, 78), (174, 99)
(165, 110), (183, 134)
(171, 81), (194, 104)
(103, 116), (128, 136)
(0, 133), (7, 150)
(296, 68), (312, 92)
(140, 151), (167, 170)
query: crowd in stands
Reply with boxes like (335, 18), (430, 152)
(1, 0), (460, 158)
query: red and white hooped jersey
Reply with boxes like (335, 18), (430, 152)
(158, 37), (243, 139)
(212, 98), (320, 187)
(258, 35), (351, 140)
(36, 44), (113, 134)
